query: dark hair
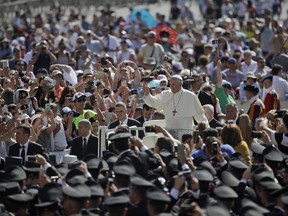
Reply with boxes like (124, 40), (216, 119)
(203, 128), (219, 140)
(220, 56), (229, 63)
(156, 137), (174, 153)
(205, 136), (221, 152)
(2, 88), (14, 105)
(96, 81), (104, 88)
(143, 103), (152, 111)
(17, 124), (31, 136)
(283, 113), (288, 129)
(198, 55), (209, 66)
(148, 201), (167, 214)
(182, 133), (192, 143)
(271, 64), (283, 75)
(58, 86), (76, 106)
(113, 139), (130, 152)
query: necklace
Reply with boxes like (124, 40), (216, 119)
(172, 91), (184, 116)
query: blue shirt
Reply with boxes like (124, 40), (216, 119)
(192, 144), (235, 159)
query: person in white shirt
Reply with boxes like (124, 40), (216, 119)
(239, 72), (260, 102)
(137, 31), (165, 69)
(241, 50), (258, 75)
(101, 25), (120, 63)
(51, 104), (67, 152)
(143, 75), (208, 139)
(254, 56), (270, 76)
(271, 64), (288, 100)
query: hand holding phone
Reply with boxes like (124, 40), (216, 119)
(251, 131), (263, 139)
(212, 142), (218, 155)
(193, 130), (200, 143)
(45, 103), (51, 111)
(145, 126), (156, 133)
(177, 144), (185, 157)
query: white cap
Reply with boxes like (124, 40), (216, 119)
(171, 75), (183, 82)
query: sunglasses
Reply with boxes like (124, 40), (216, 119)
(76, 98), (86, 103)
(17, 64), (24, 66)
(223, 85), (232, 89)
(19, 96), (27, 99)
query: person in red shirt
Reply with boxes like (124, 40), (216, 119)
(261, 73), (280, 114)
(51, 70), (64, 102)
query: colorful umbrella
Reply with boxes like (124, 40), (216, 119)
(151, 24), (178, 45)
(129, 9), (157, 29)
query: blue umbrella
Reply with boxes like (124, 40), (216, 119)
(129, 9), (157, 29)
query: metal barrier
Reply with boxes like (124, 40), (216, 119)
(97, 126), (143, 158)
(97, 124), (197, 158)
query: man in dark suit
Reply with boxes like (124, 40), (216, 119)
(136, 103), (153, 126)
(70, 119), (98, 159)
(203, 104), (225, 128)
(190, 74), (213, 105)
(108, 102), (144, 138)
(8, 124), (46, 165)
(109, 126), (160, 178)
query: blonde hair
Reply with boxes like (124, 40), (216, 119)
(237, 114), (253, 146)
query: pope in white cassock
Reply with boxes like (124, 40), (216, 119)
(143, 75), (208, 139)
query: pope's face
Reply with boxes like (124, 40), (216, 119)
(170, 78), (182, 94)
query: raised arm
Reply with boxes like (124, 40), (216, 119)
(216, 60), (223, 87)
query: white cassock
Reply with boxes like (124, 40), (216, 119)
(143, 88), (208, 139)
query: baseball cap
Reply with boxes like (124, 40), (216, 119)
(61, 107), (73, 115)
(51, 70), (62, 77)
(228, 58), (237, 64)
(83, 69), (93, 76)
(76, 70), (83, 77)
(147, 31), (156, 37)
(60, 107), (80, 117)
(222, 80), (232, 88)
(72, 92), (86, 101)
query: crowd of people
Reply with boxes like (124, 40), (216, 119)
(1, 0), (288, 215)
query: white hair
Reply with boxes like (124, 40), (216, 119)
(203, 104), (214, 113)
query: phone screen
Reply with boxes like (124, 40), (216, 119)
(45, 103), (51, 111)
(177, 144), (185, 157)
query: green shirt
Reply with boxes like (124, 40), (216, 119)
(73, 109), (96, 129)
(214, 86), (235, 114)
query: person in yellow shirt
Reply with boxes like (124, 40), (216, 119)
(72, 92), (96, 129)
(221, 123), (251, 164)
